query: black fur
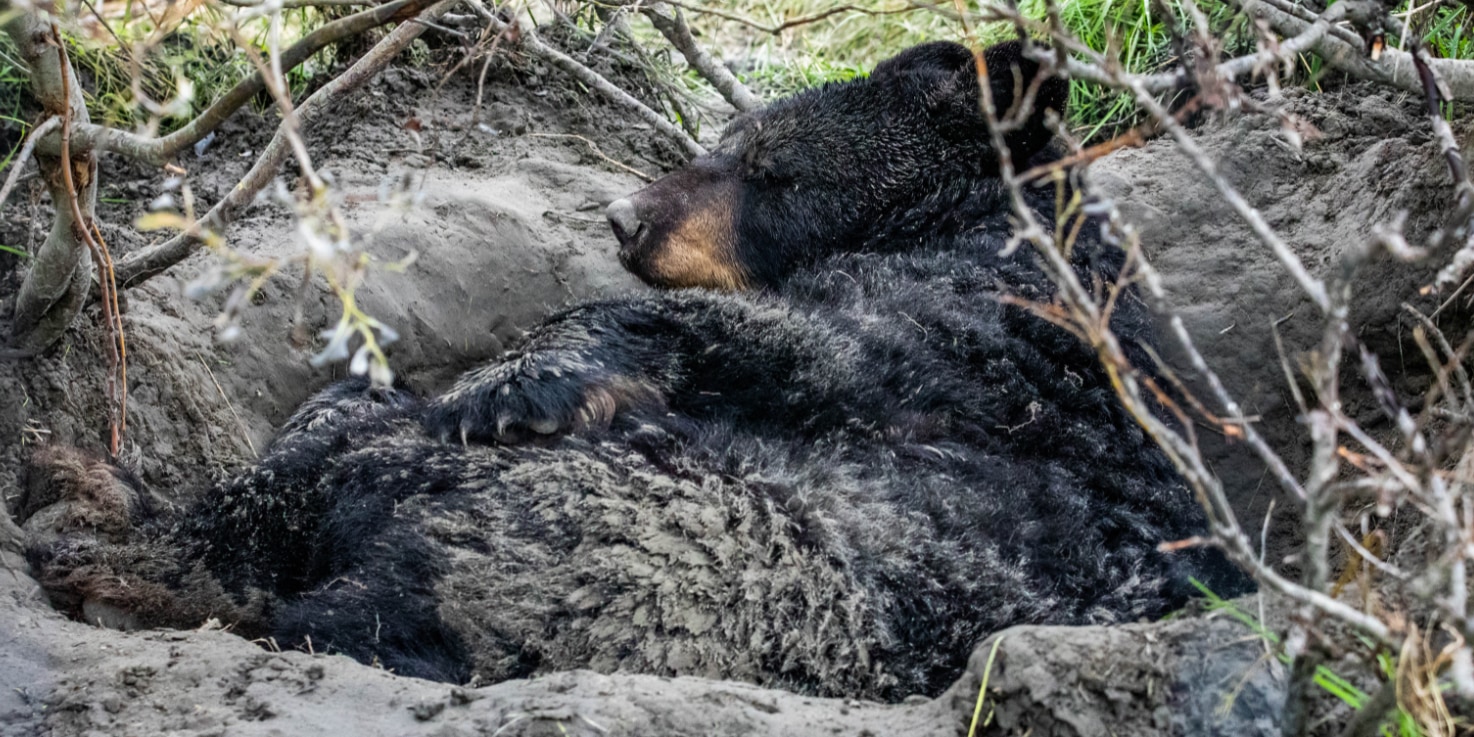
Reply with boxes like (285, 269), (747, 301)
(24, 40), (1251, 701)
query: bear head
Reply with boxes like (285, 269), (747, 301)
(605, 40), (1067, 291)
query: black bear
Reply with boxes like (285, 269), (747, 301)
(20, 40), (1250, 701)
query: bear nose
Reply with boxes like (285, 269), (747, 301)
(606, 198), (644, 249)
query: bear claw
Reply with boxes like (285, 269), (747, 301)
(422, 349), (653, 445)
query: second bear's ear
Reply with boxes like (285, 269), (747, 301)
(874, 40), (1067, 161)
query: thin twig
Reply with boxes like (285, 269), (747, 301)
(1403, 303), (1474, 411)
(91, 222), (127, 437)
(0, 116), (58, 213)
(197, 352), (258, 457)
(1412, 45), (1474, 287)
(527, 133), (652, 180)
(654, 0), (929, 35)
(463, 0), (704, 157)
(113, 0), (460, 288)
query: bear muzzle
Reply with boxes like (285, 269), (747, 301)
(605, 191), (749, 291)
(606, 197), (645, 255)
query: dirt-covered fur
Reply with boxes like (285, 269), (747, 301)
(21, 41), (1250, 701)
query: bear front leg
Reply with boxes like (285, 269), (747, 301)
(423, 293), (881, 444)
(422, 299), (684, 444)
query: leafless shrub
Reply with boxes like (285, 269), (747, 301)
(946, 0), (1474, 731)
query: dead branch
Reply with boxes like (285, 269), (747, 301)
(971, 0), (1474, 102)
(5, 9), (96, 354)
(467, 23), (514, 126)
(982, 3), (1419, 663)
(1216, 2), (1347, 83)
(41, 0), (433, 166)
(0, 116), (58, 213)
(1230, 0), (1474, 101)
(463, 0), (704, 158)
(112, 0), (459, 288)
(1404, 304), (1474, 411)
(1253, 0), (1367, 48)
(655, 0), (930, 35)
(1018, 97), (1204, 182)
(642, 4), (761, 113)
(1044, 197), (1398, 646)
(217, 0), (375, 7)
(1000, 0), (1474, 721)
(962, 6), (1391, 651)
(1412, 46), (1474, 291)
(1080, 217), (1399, 644)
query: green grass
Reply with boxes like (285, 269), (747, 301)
(681, 0), (1474, 139)
(5, 0), (1472, 148)
(1421, 2), (1474, 60)
(1053, 0), (1255, 137)
(1, 6), (350, 132)
(0, 31), (30, 155)
(1191, 580), (1425, 737)
(678, 0), (979, 98)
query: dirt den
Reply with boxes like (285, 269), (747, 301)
(0, 48), (1468, 737)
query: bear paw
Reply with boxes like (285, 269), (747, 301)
(19, 446), (151, 544)
(423, 349), (664, 444)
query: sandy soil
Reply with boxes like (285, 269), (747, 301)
(0, 51), (1464, 736)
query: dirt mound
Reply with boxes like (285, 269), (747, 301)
(1089, 84), (1471, 563)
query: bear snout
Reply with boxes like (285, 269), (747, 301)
(603, 178), (749, 291)
(606, 197), (645, 252)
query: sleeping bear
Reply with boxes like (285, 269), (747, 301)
(20, 40), (1250, 701)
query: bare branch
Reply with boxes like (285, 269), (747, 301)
(113, 0), (460, 288)
(462, 0), (705, 158)
(527, 133), (653, 181)
(60, 28), (126, 446)
(1230, 0), (1474, 101)
(643, 4), (761, 113)
(972, 1), (1474, 101)
(655, 0), (930, 35)
(0, 116), (58, 213)
(1409, 46), (1474, 290)
(42, 0), (433, 165)
(5, 9), (96, 354)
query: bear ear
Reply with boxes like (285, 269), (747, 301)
(979, 41), (1069, 160)
(980, 41), (1067, 117)
(870, 40), (978, 81)
(874, 40), (1067, 162)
